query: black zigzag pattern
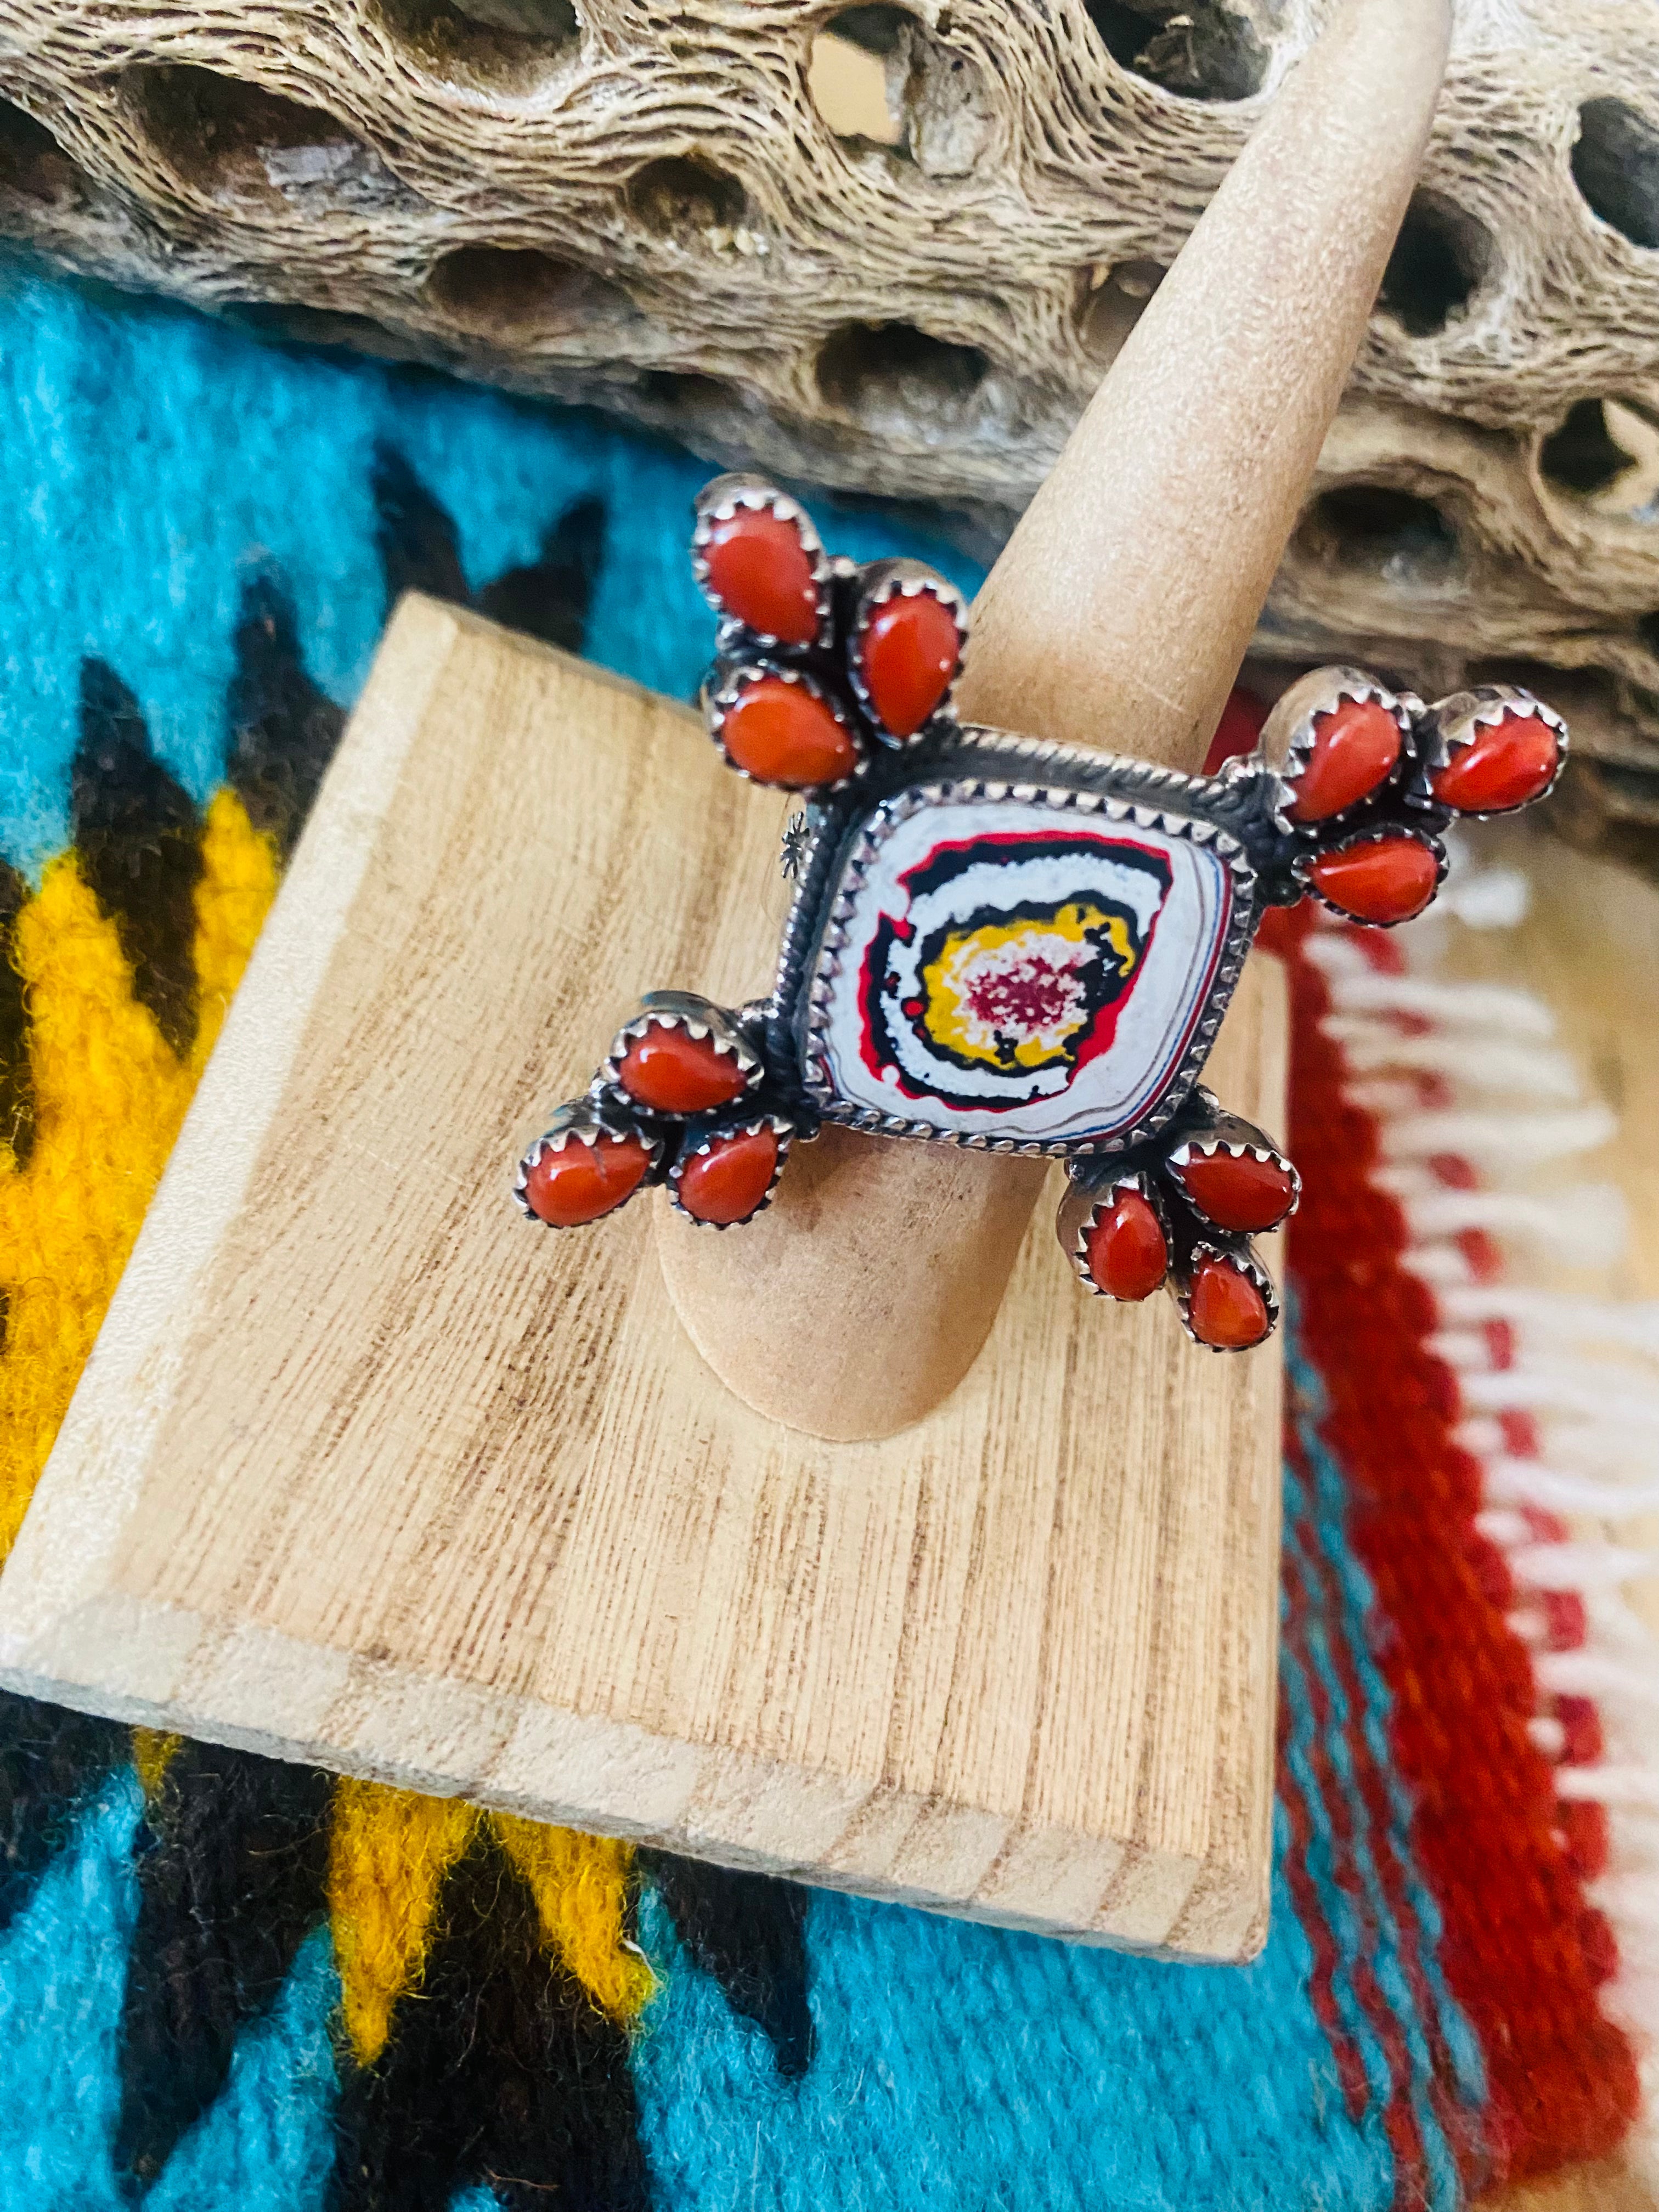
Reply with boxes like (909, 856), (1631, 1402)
(1, 450), (704, 2210)
(330, 1823), (651, 2212)
(477, 493), (607, 654)
(115, 1742), (332, 2187)
(371, 443), (470, 614)
(71, 659), (203, 1057)
(0, 1690), (124, 1936)
(0, 859), (32, 1173)
(643, 1854), (816, 2079)
(226, 573), (348, 862)
(371, 440), (606, 654)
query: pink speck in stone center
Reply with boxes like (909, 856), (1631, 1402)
(965, 954), (1089, 1041)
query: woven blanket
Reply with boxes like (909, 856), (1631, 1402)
(0, 256), (1650, 2211)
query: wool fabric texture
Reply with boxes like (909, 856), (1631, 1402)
(0, 257), (1645, 2210)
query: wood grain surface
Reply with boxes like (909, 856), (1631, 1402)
(0, 597), (1288, 1957)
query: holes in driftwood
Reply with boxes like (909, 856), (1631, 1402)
(1082, 1), (1268, 101)
(1378, 189), (1492, 337)
(1539, 398), (1659, 520)
(0, 97), (82, 206)
(639, 370), (734, 409)
(125, 65), (395, 203)
(808, 5), (993, 176)
(1572, 98), (1659, 251)
(426, 244), (635, 341)
(1542, 399), (1637, 498)
(816, 321), (989, 434)
(377, 0), (579, 89)
(624, 155), (747, 241)
(447, 0), (579, 31)
(810, 7), (908, 144)
(1296, 484), (1463, 589)
(634, 371), (760, 437)
(225, 301), (415, 359)
(1079, 258), (1165, 368)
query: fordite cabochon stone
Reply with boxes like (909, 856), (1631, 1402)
(803, 789), (1239, 1148)
(514, 477), (1568, 1353)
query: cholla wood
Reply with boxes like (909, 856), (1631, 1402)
(1, 0), (1658, 826)
(0, 598), (1287, 1958)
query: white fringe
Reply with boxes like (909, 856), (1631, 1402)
(1439, 1286), (1659, 1359)
(1374, 1174), (1632, 1269)
(1324, 1020), (1584, 1100)
(1379, 1103), (1618, 1167)
(1311, 879), (1659, 2162)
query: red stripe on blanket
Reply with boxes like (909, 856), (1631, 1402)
(1274, 1591), (1376, 2129)
(1265, 905), (1640, 2188)
(1278, 1497), (1431, 2190)
(1286, 1411), (1482, 2198)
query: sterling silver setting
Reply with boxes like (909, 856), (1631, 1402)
(511, 475), (1569, 1350)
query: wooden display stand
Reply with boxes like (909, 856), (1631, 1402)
(0, 603), (1285, 1959)
(0, 0), (1454, 1961)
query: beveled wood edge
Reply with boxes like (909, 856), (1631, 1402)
(0, 1586), (1268, 1962)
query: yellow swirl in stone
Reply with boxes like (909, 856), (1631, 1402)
(918, 899), (1140, 1074)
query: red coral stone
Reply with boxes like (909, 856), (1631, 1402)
(1430, 710), (1559, 813)
(702, 507), (820, 644)
(1308, 836), (1439, 924)
(1287, 698), (1401, 822)
(1172, 1148), (1296, 1233)
(859, 591), (962, 739)
(1187, 1256), (1271, 1348)
(719, 676), (860, 787)
(678, 1125), (780, 1224)
(524, 1135), (651, 1226)
(1083, 1188), (1167, 1300)
(618, 1023), (750, 1114)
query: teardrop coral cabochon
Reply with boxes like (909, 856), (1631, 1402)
(859, 590), (963, 739)
(1309, 836), (1440, 924)
(1287, 698), (1401, 821)
(1188, 1256), (1271, 1348)
(618, 1023), (751, 1114)
(718, 675), (860, 787)
(1084, 1188), (1169, 1300)
(678, 1126), (780, 1224)
(1431, 710), (1559, 813)
(1172, 1149), (1296, 1233)
(524, 1135), (651, 1226)
(702, 505), (820, 645)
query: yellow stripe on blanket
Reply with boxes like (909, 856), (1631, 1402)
(329, 1779), (654, 2066)
(0, 790), (277, 1558)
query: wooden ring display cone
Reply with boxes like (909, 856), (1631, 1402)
(662, 0), (1454, 1442)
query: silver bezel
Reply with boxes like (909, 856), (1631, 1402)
(1294, 824), (1449, 927)
(512, 1107), (664, 1224)
(690, 474), (832, 650)
(1165, 1130), (1302, 1227)
(846, 561), (968, 745)
(706, 663), (866, 794)
(1056, 1168), (1170, 1298)
(597, 993), (763, 1114)
(1408, 685), (1570, 818)
(665, 1113), (796, 1229)
(1252, 665), (1413, 837)
(1171, 1240), (1280, 1352)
